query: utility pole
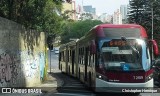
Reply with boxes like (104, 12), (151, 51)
(151, 7), (153, 40)
(151, 0), (156, 61)
(151, 2), (154, 61)
(50, 49), (51, 73)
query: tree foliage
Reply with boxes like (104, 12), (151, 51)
(79, 13), (93, 20)
(60, 20), (103, 44)
(0, 0), (71, 35)
(128, 0), (160, 47)
(128, 0), (146, 24)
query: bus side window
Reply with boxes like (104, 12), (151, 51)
(96, 43), (99, 67)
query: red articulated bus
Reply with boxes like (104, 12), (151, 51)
(59, 24), (159, 93)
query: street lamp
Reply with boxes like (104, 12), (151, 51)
(151, 5), (153, 40)
(152, 0), (156, 40)
(151, 0), (156, 61)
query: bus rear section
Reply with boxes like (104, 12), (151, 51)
(59, 44), (67, 73)
(94, 25), (159, 92)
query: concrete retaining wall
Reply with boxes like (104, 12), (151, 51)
(0, 17), (47, 87)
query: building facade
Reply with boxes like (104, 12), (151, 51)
(62, 0), (76, 20)
(98, 13), (113, 23)
(83, 5), (96, 15)
(113, 9), (122, 24)
(120, 5), (129, 24)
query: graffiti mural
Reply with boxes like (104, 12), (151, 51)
(0, 17), (47, 87)
(0, 50), (46, 87)
(25, 57), (39, 78)
(0, 53), (19, 85)
(39, 52), (45, 81)
(20, 51), (45, 80)
(20, 51), (39, 78)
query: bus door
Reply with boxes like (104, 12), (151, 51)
(72, 50), (75, 75)
(85, 47), (89, 81)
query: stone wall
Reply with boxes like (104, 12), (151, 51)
(0, 17), (47, 87)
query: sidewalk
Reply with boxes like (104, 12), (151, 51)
(0, 70), (63, 96)
(36, 69), (64, 95)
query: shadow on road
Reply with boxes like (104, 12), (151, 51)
(48, 72), (64, 88)
(95, 92), (140, 96)
(49, 72), (141, 96)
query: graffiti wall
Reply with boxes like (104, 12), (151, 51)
(0, 53), (20, 87)
(0, 17), (47, 87)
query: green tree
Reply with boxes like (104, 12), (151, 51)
(61, 10), (76, 21)
(128, 0), (147, 24)
(128, 0), (160, 48)
(79, 13), (93, 20)
(60, 20), (103, 44)
(0, 0), (70, 35)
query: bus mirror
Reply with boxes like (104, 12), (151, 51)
(149, 39), (159, 56)
(90, 40), (96, 54)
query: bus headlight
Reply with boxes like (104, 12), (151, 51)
(145, 74), (153, 82)
(99, 75), (102, 79)
(96, 74), (108, 81)
(136, 39), (144, 45)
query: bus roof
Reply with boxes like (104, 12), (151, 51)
(88, 24), (148, 38)
(66, 40), (77, 46)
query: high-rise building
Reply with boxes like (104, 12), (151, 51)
(62, 0), (76, 20)
(76, 4), (83, 14)
(83, 5), (96, 15)
(76, 5), (97, 20)
(106, 15), (113, 23)
(120, 5), (128, 23)
(98, 13), (107, 23)
(113, 9), (122, 24)
(98, 13), (112, 23)
(120, 5), (127, 19)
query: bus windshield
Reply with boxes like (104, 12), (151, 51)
(100, 39), (143, 71)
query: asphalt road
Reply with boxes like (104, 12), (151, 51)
(48, 50), (160, 96)
(48, 50), (59, 70)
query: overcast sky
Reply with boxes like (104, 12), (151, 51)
(75, 0), (129, 15)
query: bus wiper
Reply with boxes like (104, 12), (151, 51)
(121, 36), (140, 59)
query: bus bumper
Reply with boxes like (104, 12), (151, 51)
(95, 78), (154, 92)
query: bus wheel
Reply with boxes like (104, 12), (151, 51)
(79, 68), (80, 79)
(89, 72), (92, 88)
(83, 74), (85, 82)
(69, 66), (70, 75)
(60, 64), (62, 71)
